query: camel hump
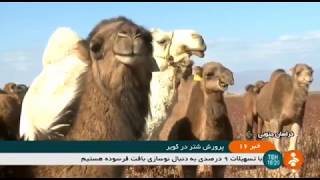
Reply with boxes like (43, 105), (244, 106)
(19, 27), (88, 141)
(253, 80), (266, 94)
(177, 79), (202, 115)
(245, 84), (255, 92)
(270, 68), (286, 81)
(274, 73), (292, 89)
(270, 73), (293, 112)
(42, 27), (82, 66)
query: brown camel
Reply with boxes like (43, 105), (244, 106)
(25, 16), (159, 178)
(256, 64), (314, 152)
(0, 82), (29, 177)
(153, 62), (234, 178)
(0, 82), (28, 140)
(243, 80), (266, 140)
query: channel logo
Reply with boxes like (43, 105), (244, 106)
(283, 150), (304, 170)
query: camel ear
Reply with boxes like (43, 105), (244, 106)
(4, 83), (16, 93)
(76, 40), (91, 64)
(227, 69), (235, 86)
(89, 37), (104, 60)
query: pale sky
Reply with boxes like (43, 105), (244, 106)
(1, 2), (319, 92)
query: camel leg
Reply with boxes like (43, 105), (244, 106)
(176, 165), (184, 178)
(181, 165), (197, 178)
(252, 116), (258, 140)
(158, 112), (186, 141)
(196, 165), (212, 178)
(257, 117), (264, 139)
(244, 121), (253, 140)
(288, 122), (301, 151)
(211, 166), (226, 178)
(270, 119), (282, 152)
(244, 113), (255, 140)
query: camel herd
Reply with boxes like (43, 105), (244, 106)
(0, 16), (315, 178)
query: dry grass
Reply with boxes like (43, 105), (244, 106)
(126, 94), (320, 178)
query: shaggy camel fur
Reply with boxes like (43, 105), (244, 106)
(19, 27), (89, 140)
(27, 16), (158, 178)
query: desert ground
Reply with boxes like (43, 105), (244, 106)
(126, 93), (320, 178)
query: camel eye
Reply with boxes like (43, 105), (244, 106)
(157, 39), (167, 45)
(207, 72), (214, 76)
(10, 85), (16, 91)
(295, 70), (301, 76)
(310, 71), (313, 76)
(205, 72), (214, 79)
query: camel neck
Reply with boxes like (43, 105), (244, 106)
(290, 82), (309, 116)
(205, 91), (224, 101)
(66, 68), (149, 140)
(204, 91), (226, 119)
(292, 83), (309, 100)
(203, 90), (229, 138)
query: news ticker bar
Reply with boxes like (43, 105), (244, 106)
(0, 141), (229, 153)
(0, 140), (275, 153)
(0, 153), (264, 165)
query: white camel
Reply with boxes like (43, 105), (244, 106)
(146, 29), (207, 138)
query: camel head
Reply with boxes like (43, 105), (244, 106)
(88, 17), (158, 70)
(3, 82), (28, 103)
(245, 81), (265, 93)
(245, 84), (255, 92)
(253, 80), (266, 93)
(151, 29), (207, 71)
(290, 64), (314, 87)
(87, 16), (159, 93)
(201, 62), (234, 93)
